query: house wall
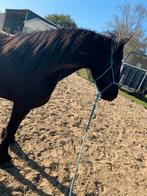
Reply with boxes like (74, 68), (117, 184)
(3, 10), (26, 34)
(0, 13), (5, 30)
(22, 18), (56, 34)
(26, 11), (58, 28)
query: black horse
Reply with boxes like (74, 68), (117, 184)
(0, 28), (129, 167)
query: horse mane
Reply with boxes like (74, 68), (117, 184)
(0, 29), (91, 53)
(0, 28), (119, 54)
(0, 28), (119, 75)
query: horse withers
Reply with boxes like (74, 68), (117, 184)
(0, 28), (129, 167)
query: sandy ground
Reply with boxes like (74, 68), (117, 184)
(0, 73), (146, 196)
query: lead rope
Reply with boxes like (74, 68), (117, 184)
(69, 89), (101, 196)
(69, 51), (118, 195)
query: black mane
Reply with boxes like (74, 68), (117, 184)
(0, 29), (118, 76)
(0, 28), (118, 59)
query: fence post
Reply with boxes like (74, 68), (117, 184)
(137, 71), (147, 92)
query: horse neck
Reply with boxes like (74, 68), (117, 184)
(48, 49), (88, 82)
(54, 62), (85, 82)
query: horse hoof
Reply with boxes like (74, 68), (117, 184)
(0, 161), (14, 169)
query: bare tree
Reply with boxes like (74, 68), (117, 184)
(107, 3), (147, 54)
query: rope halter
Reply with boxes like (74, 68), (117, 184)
(94, 50), (119, 96)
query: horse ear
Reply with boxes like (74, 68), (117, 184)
(119, 35), (132, 46)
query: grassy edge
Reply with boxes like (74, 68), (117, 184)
(119, 90), (147, 108)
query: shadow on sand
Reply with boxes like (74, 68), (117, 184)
(2, 142), (76, 196)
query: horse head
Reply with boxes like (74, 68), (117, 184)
(85, 33), (131, 101)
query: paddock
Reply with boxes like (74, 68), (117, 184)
(0, 73), (146, 195)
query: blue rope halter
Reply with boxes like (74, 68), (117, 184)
(94, 54), (119, 95)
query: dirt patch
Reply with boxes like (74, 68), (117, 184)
(0, 74), (147, 196)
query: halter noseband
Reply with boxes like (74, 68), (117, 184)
(94, 50), (119, 97)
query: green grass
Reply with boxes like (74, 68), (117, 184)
(77, 69), (90, 80)
(119, 90), (147, 108)
(77, 69), (147, 109)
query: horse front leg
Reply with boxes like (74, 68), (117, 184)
(0, 103), (30, 167)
